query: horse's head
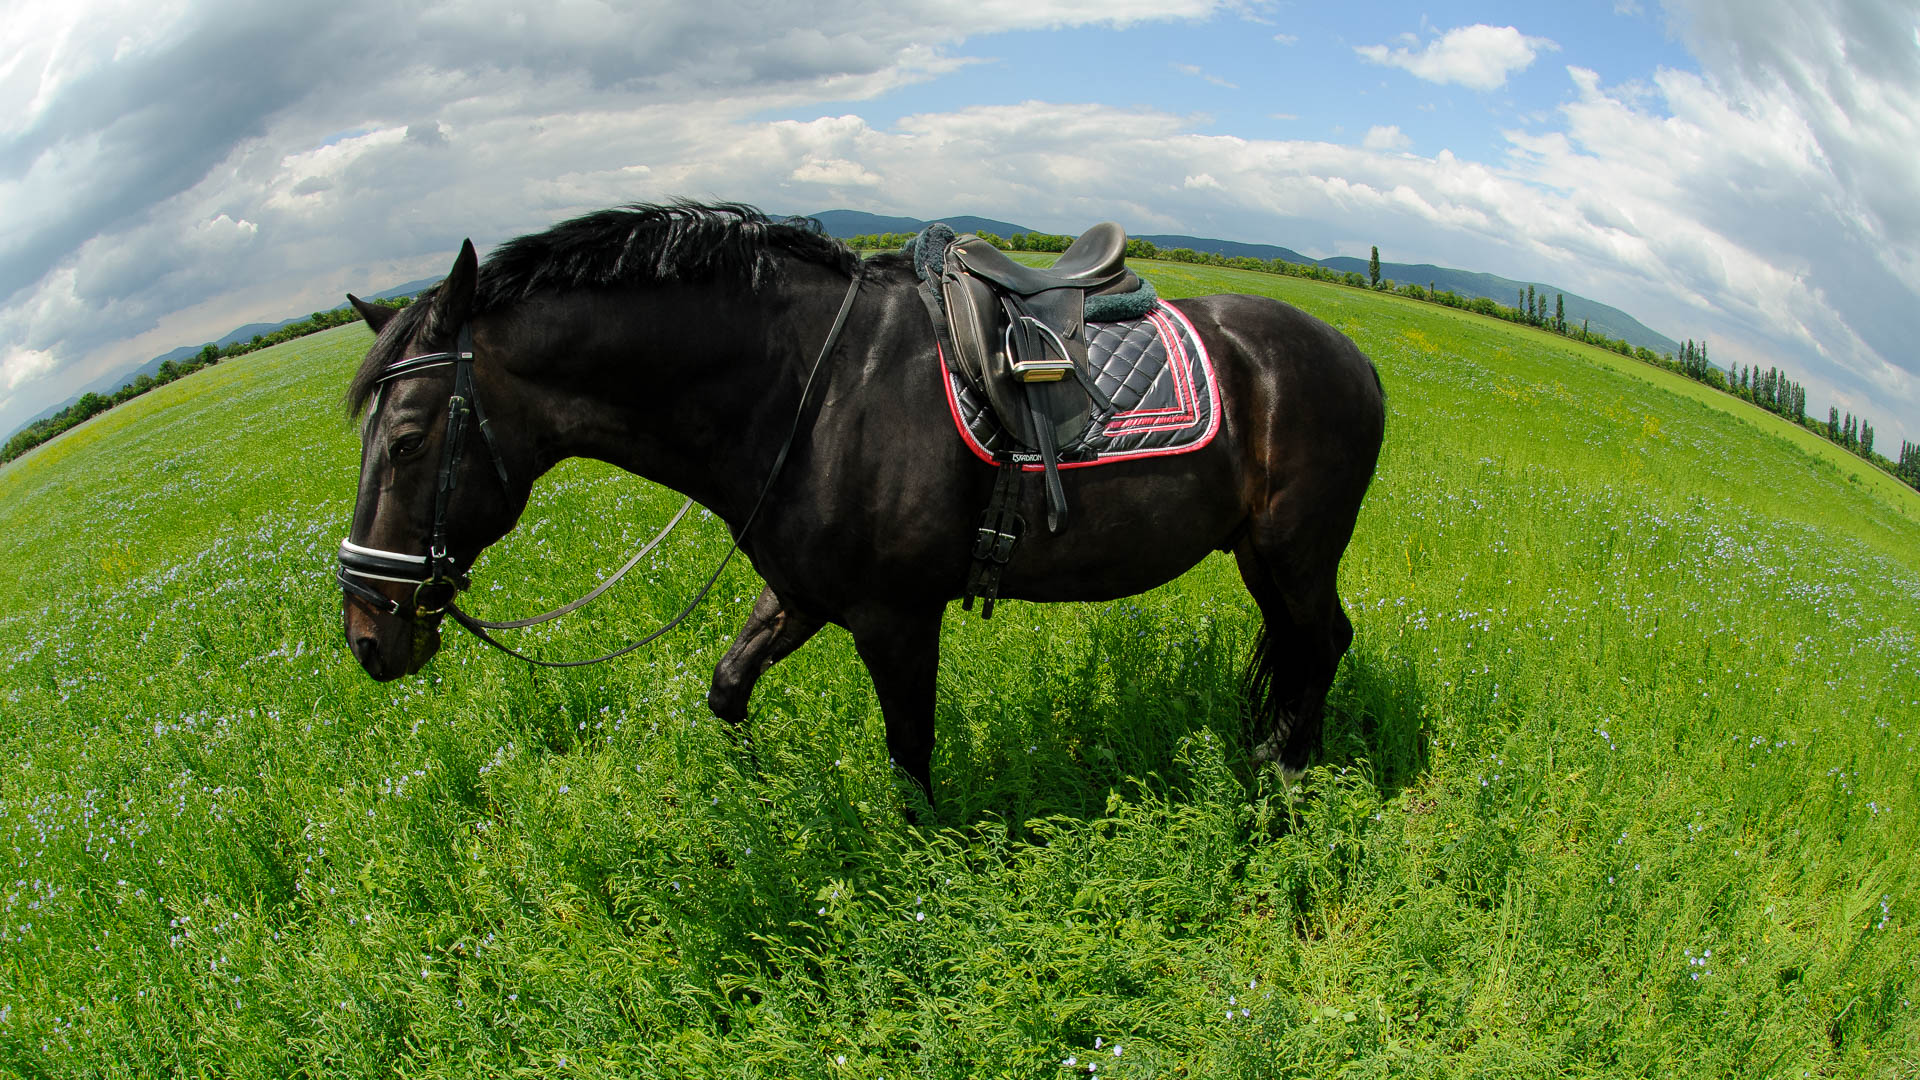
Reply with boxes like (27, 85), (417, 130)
(339, 240), (523, 680)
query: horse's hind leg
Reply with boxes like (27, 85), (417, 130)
(708, 585), (824, 724)
(1234, 535), (1354, 776)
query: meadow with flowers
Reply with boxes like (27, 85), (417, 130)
(1, 257), (1915, 1077)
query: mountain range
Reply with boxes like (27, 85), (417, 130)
(11, 277), (439, 436)
(14, 213), (1678, 441)
(806, 209), (1677, 356)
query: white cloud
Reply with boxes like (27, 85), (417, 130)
(0, 1), (1243, 433)
(1356, 24), (1558, 91)
(790, 156), (883, 186)
(3, 0), (1918, 446)
(1173, 63), (1238, 89)
(2, 346), (55, 393)
(1362, 125), (1411, 150)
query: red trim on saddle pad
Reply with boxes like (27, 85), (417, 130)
(939, 300), (1220, 470)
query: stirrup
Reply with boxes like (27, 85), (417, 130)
(1005, 317), (1075, 383)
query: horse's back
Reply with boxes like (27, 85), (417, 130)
(1173, 291), (1381, 441)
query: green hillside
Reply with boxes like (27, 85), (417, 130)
(1, 261), (1915, 1077)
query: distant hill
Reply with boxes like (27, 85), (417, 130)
(806, 209), (1032, 240)
(1318, 258), (1678, 356)
(364, 277), (440, 302)
(11, 218), (1682, 440)
(1133, 234), (1319, 266)
(9, 277), (441, 439)
(804, 210), (1679, 356)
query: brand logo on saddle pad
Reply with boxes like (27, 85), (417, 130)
(941, 301), (1219, 469)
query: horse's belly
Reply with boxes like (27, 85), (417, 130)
(993, 475), (1242, 603)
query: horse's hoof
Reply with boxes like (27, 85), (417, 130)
(1250, 731), (1284, 764)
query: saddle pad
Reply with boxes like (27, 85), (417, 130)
(941, 301), (1219, 469)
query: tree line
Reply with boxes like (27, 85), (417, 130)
(2, 298), (413, 465)
(1897, 440), (1920, 489)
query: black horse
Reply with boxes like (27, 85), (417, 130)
(339, 202), (1383, 803)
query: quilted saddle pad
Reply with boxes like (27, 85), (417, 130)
(940, 301), (1219, 470)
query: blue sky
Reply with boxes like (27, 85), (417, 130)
(3, 1), (1917, 446)
(784, 5), (1695, 166)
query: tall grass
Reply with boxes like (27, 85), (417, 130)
(0, 262), (1914, 1077)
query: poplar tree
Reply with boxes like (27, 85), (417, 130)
(1369, 246), (1381, 289)
(1555, 293), (1565, 332)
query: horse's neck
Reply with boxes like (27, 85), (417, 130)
(501, 277), (841, 520)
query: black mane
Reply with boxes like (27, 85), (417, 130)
(473, 201), (857, 311)
(349, 201), (858, 415)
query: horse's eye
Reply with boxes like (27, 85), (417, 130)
(391, 433), (426, 459)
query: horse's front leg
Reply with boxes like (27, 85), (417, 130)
(708, 585), (824, 723)
(848, 603), (945, 810)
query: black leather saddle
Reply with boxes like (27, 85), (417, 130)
(936, 223), (1139, 531)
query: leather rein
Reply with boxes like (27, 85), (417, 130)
(336, 269), (863, 668)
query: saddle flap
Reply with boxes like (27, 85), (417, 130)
(939, 269), (998, 388)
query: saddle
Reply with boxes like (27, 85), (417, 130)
(932, 223), (1142, 533)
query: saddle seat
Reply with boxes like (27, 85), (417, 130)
(947, 222), (1131, 294)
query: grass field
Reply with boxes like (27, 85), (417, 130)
(1, 259), (1915, 1078)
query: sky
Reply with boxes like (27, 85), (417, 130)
(3, 0), (1918, 447)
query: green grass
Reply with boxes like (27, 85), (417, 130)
(1, 261), (1916, 1078)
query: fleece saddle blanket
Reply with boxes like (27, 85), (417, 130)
(940, 301), (1219, 469)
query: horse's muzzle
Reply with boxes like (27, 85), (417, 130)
(344, 596), (442, 681)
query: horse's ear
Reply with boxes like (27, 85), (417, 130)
(432, 239), (478, 332)
(347, 293), (396, 334)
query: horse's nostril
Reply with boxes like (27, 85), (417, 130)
(353, 635), (383, 675)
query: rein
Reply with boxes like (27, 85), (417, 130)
(338, 268), (863, 667)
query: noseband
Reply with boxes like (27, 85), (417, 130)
(337, 326), (511, 618)
(337, 268), (863, 666)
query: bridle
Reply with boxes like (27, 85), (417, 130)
(337, 325), (510, 620)
(337, 269), (862, 667)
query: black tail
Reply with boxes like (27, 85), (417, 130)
(1240, 623), (1281, 746)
